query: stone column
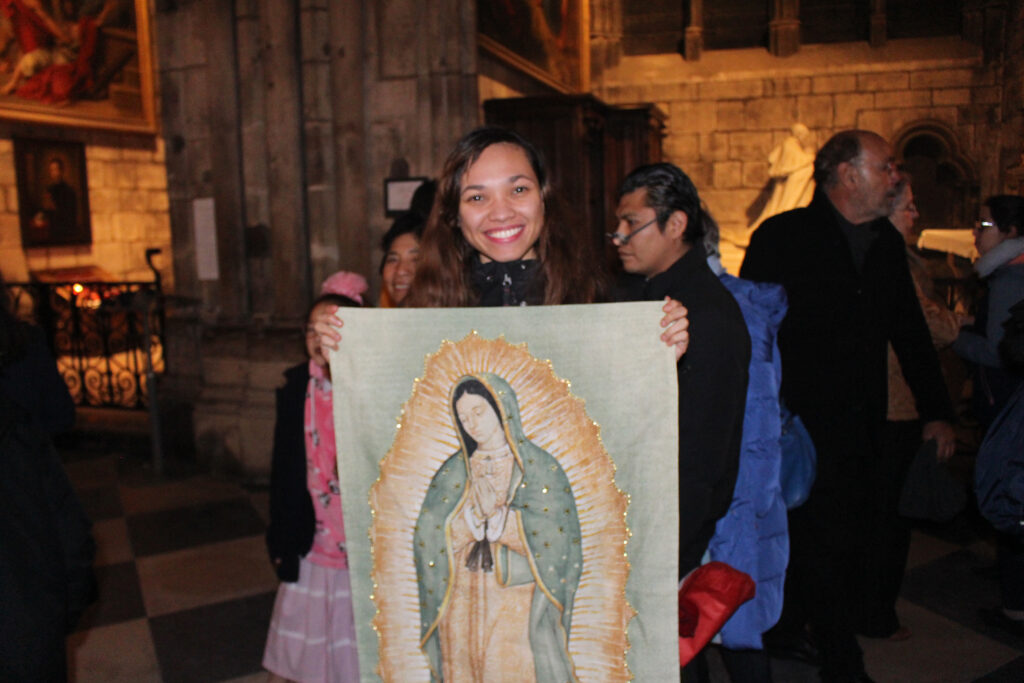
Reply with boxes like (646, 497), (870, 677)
(870, 0), (887, 47)
(157, 1), (249, 322)
(962, 0), (985, 45)
(680, 0), (703, 61)
(259, 0), (310, 322)
(590, 0), (623, 81)
(364, 0), (479, 242)
(982, 0), (1008, 64)
(769, 0), (800, 57)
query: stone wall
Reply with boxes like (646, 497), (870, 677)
(594, 37), (1004, 268)
(1001, 0), (1024, 194)
(153, 0), (481, 477)
(0, 139), (171, 283)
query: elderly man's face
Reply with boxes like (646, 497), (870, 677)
(850, 136), (900, 221)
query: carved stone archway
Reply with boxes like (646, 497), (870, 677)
(893, 120), (979, 231)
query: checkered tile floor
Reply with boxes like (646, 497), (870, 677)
(63, 436), (274, 683)
(61, 437), (1024, 683)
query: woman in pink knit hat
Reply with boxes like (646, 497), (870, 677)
(263, 271), (367, 683)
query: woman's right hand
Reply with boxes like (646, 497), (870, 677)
(312, 304), (345, 352)
(660, 297), (690, 361)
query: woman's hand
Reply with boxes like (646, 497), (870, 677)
(312, 304), (344, 352)
(660, 297), (690, 361)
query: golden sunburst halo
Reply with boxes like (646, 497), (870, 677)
(370, 333), (634, 682)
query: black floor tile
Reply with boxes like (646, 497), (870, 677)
(149, 591), (275, 683)
(902, 548), (1024, 652)
(75, 561), (146, 632)
(126, 497), (266, 557)
(974, 656), (1024, 682)
(75, 484), (124, 521)
(911, 506), (995, 548)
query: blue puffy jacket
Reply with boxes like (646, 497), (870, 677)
(707, 273), (790, 649)
(975, 383), (1024, 537)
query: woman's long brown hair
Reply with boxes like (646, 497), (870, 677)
(405, 126), (607, 307)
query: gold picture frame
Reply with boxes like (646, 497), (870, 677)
(0, 0), (156, 134)
(478, 0), (589, 94)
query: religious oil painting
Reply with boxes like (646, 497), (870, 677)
(477, 0), (587, 93)
(0, 0), (156, 133)
(370, 334), (632, 682)
(14, 136), (90, 247)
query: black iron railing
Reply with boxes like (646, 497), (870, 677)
(5, 280), (165, 410)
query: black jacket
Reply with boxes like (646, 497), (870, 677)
(741, 192), (954, 496)
(618, 244), (751, 577)
(0, 324), (75, 436)
(0, 398), (96, 682)
(266, 362), (317, 582)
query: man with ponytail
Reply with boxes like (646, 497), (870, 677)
(613, 162), (751, 586)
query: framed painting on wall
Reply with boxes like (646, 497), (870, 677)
(478, 0), (589, 93)
(14, 137), (91, 247)
(0, 0), (156, 134)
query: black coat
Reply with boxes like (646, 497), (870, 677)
(266, 362), (316, 582)
(0, 324), (75, 436)
(618, 244), (751, 577)
(0, 398), (96, 682)
(741, 192), (954, 501)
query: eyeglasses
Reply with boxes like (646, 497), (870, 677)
(607, 217), (657, 245)
(975, 220), (998, 231)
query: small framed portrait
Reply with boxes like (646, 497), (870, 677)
(14, 137), (92, 247)
(384, 176), (429, 217)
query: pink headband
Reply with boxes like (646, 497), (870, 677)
(320, 271), (368, 305)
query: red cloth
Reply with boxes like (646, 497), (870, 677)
(0, 0), (55, 52)
(678, 561), (756, 667)
(16, 18), (98, 104)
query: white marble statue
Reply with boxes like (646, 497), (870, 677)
(748, 123), (817, 233)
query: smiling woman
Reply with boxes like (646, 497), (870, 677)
(379, 211), (425, 307)
(405, 126), (605, 308)
(457, 143), (543, 264)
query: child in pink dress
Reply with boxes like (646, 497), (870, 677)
(263, 271), (367, 682)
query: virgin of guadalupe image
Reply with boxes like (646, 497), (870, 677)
(414, 373), (582, 682)
(371, 334), (631, 682)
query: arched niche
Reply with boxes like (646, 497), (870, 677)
(893, 121), (979, 231)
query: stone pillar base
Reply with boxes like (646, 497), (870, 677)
(769, 18), (800, 57)
(680, 26), (703, 61)
(870, 12), (887, 47)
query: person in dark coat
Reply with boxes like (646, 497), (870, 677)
(612, 162), (751, 682)
(0, 274), (95, 681)
(265, 360), (317, 582)
(0, 273), (75, 436)
(974, 298), (1024, 637)
(741, 130), (955, 683)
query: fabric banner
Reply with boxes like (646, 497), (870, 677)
(330, 302), (679, 681)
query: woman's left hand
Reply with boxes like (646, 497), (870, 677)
(660, 297), (690, 361)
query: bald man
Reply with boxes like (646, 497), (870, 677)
(741, 130), (955, 683)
